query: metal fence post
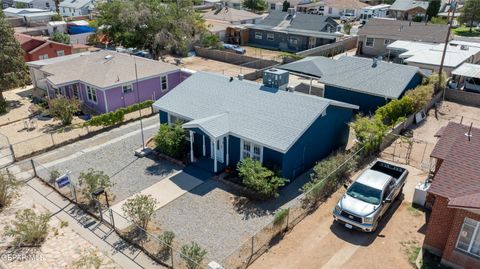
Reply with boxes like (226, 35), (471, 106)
(50, 133), (55, 145)
(10, 144), (16, 162)
(30, 159), (37, 177)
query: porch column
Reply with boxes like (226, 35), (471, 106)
(202, 135), (206, 156)
(213, 139), (217, 173)
(309, 77), (313, 95)
(226, 136), (229, 166)
(189, 131), (194, 163)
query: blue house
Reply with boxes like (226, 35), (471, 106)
(247, 11), (342, 52)
(279, 56), (425, 114)
(152, 70), (358, 180)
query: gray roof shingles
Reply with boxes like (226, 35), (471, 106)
(153, 72), (358, 152)
(279, 56), (422, 99)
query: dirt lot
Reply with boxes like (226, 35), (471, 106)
(163, 55), (256, 78)
(0, 86), (37, 126)
(242, 46), (283, 61)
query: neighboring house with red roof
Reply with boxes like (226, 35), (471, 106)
(423, 122), (480, 269)
(14, 33), (73, 62)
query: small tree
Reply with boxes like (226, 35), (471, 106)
(72, 249), (103, 269)
(242, 0), (267, 12)
(459, 0), (480, 32)
(180, 242), (207, 269)
(50, 32), (70, 44)
(157, 231), (175, 260)
(343, 22), (352, 35)
(48, 97), (80, 125)
(426, 0), (441, 20)
(121, 194), (157, 230)
(51, 13), (63, 21)
(350, 115), (388, 154)
(78, 169), (113, 205)
(154, 122), (186, 159)
(282, 0), (290, 11)
(237, 158), (288, 199)
(200, 32), (221, 49)
(0, 170), (21, 211)
(4, 209), (51, 246)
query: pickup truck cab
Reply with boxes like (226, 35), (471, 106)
(333, 160), (408, 232)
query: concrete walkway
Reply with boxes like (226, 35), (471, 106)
(110, 170), (205, 229)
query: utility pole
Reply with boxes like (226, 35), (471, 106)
(134, 56), (146, 151)
(439, 0), (457, 101)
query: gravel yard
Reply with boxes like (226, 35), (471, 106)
(152, 168), (312, 262)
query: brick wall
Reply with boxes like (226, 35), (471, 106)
(423, 195), (456, 255)
(442, 210), (480, 269)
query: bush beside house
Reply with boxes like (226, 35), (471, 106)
(154, 122), (187, 160)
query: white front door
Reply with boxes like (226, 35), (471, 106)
(214, 139), (224, 163)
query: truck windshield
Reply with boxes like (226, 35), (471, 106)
(347, 182), (382, 205)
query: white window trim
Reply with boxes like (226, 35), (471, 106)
(365, 37), (375, 47)
(122, 84), (133, 94)
(56, 50), (65, 56)
(266, 33), (274, 41)
(255, 32), (262, 40)
(86, 85), (98, 104)
(384, 39), (391, 46)
(240, 139), (263, 163)
(160, 75), (168, 92)
(455, 217), (480, 257)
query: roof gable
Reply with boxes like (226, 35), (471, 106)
(390, 0), (429, 11)
(153, 72), (357, 152)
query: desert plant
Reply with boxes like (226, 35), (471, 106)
(0, 170), (21, 211)
(180, 241), (207, 269)
(237, 158), (288, 199)
(121, 194), (157, 230)
(78, 169), (113, 205)
(3, 209), (51, 246)
(48, 97), (80, 125)
(273, 208), (289, 226)
(157, 230), (175, 260)
(154, 122), (186, 159)
(72, 248), (103, 269)
(51, 13), (63, 21)
(404, 84), (434, 112)
(49, 169), (61, 184)
(350, 115), (388, 154)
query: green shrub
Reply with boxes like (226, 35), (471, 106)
(157, 230), (175, 260)
(273, 208), (289, 226)
(85, 100), (153, 127)
(50, 32), (70, 44)
(4, 209), (51, 246)
(180, 242), (207, 269)
(405, 84), (434, 112)
(301, 151), (356, 205)
(374, 96), (415, 126)
(0, 170), (21, 211)
(350, 115), (388, 154)
(121, 194), (157, 230)
(49, 97), (80, 125)
(51, 13), (63, 21)
(237, 158), (288, 199)
(201, 32), (221, 49)
(154, 122), (186, 159)
(78, 169), (113, 205)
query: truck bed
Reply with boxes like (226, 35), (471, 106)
(370, 161), (406, 179)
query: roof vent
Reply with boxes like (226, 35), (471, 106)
(229, 77), (234, 82)
(238, 74), (244, 80)
(460, 45), (469, 51)
(105, 54), (113, 60)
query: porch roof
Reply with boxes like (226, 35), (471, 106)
(452, 63), (480, 79)
(183, 113), (230, 138)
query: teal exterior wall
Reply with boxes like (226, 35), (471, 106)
(324, 85), (388, 115)
(281, 106), (353, 179)
(159, 110), (168, 124)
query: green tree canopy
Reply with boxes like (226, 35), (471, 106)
(459, 0), (480, 32)
(426, 0), (441, 20)
(50, 32), (71, 44)
(0, 10), (30, 113)
(96, 0), (206, 59)
(282, 0), (290, 12)
(243, 0), (267, 12)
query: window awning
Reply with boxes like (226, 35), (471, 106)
(452, 63), (480, 79)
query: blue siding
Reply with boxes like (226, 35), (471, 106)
(281, 106), (353, 179)
(263, 147), (284, 173)
(159, 110), (168, 124)
(248, 29), (334, 52)
(228, 136), (241, 167)
(324, 85), (388, 115)
(401, 73), (423, 98)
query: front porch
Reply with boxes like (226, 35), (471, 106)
(186, 128), (232, 174)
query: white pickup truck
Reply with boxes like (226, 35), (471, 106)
(332, 160), (408, 232)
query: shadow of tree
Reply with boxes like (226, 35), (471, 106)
(232, 196), (274, 220)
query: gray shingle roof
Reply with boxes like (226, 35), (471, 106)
(249, 11), (339, 38)
(279, 56), (423, 99)
(390, 0), (429, 11)
(202, 7), (262, 23)
(153, 72), (358, 153)
(41, 50), (179, 88)
(59, 0), (92, 9)
(358, 18), (449, 43)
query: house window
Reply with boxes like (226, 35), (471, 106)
(242, 140), (262, 162)
(46, 2), (49, 8)
(384, 39), (391, 46)
(366, 37), (375, 47)
(255, 32), (262, 40)
(62, 7), (65, 13)
(72, 84), (79, 99)
(86, 85), (97, 103)
(270, 3), (275, 10)
(160, 76), (168, 92)
(267, 33), (274, 41)
(241, 20), (246, 24)
(289, 38), (298, 46)
(328, 7), (332, 14)
(56, 50), (65, 56)
(122, 84), (133, 93)
(456, 217), (480, 257)
(39, 54), (49, 60)
(54, 87), (62, 96)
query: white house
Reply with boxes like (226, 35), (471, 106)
(360, 4), (391, 24)
(297, 0), (369, 18)
(12, 0), (55, 11)
(3, 7), (54, 23)
(59, 0), (94, 17)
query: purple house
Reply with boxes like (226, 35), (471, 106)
(39, 50), (190, 114)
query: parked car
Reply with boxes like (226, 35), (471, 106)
(340, 13), (356, 22)
(332, 160), (408, 232)
(223, 44), (246, 54)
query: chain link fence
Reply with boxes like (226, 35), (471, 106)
(9, 108), (153, 161)
(0, 133), (15, 169)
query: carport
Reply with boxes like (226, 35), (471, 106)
(451, 63), (480, 92)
